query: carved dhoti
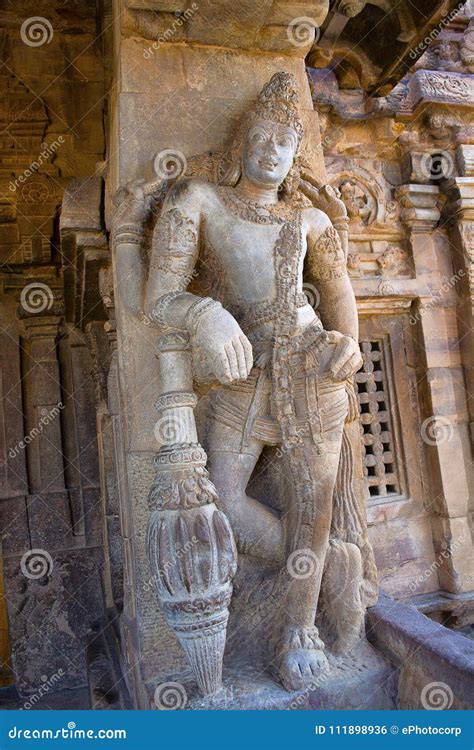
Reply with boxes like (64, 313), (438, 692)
(196, 319), (349, 458)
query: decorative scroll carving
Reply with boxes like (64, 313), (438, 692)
(334, 0), (367, 17)
(420, 70), (472, 101)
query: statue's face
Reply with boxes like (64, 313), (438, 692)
(242, 118), (298, 188)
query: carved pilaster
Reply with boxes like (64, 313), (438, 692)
(444, 159), (474, 449)
(147, 332), (237, 696)
(60, 177), (108, 328)
(456, 143), (474, 176)
(99, 265), (117, 352)
(396, 184), (441, 233)
(445, 176), (474, 306)
(22, 315), (65, 494)
(396, 179), (474, 594)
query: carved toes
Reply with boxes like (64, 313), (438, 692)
(274, 648), (329, 692)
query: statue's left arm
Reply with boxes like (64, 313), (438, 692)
(306, 218), (362, 381)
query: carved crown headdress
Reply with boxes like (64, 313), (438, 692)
(181, 71), (306, 190)
(248, 72), (304, 145)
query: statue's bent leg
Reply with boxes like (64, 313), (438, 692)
(195, 383), (285, 565)
(274, 382), (348, 691)
(206, 450), (285, 565)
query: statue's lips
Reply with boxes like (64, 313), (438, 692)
(258, 158), (277, 170)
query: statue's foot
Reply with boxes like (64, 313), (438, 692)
(272, 625), (329, 692)
(274, 647), (329, 692)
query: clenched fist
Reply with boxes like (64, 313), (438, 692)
(326, 330), (362, 381)
(191, 303), (253, 384)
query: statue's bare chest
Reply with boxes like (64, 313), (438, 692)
(201, 190), (305, 302)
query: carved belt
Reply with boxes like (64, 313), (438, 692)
(230, 292), (308, 333)
(210, 319), (336, 449)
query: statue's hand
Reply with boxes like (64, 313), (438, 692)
(299, 172), (348, 227)
(326, 331), (362, 381)
(191, 304), (253, 384)
(112, 177), (158, 233)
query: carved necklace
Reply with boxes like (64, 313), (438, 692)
(217, 185), (296, 225)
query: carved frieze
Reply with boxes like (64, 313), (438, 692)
(376, 245), (410, 277)
(417, 37), (464, 73)
(326, 159), (402, 239)
(408, 70), (474, 112)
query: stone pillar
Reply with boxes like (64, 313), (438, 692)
(398, 182), (474, 596)
(446, 142), (474, 442)
(107, 0), (329, 707)
(22, 315), (73, 545)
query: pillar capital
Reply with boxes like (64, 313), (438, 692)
(396, 183), (441, 232)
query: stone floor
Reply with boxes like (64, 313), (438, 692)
(149, 641), (398, 711)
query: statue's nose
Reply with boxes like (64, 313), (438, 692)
(263, 136), (278, 155)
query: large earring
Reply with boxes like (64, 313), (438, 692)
(280, 161), (301, 198)
(217, 143), (242, 186)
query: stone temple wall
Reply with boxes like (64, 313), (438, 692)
(311, 1), (474, 621)
(0, 0), (108, 694)
(0, 0), (472, 704)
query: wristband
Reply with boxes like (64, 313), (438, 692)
(185, 297), (222, 335)
(149, 291), (185, 327)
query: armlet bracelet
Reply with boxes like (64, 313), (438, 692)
(185, 297), (222, 335)
(150, 291), (186, 327)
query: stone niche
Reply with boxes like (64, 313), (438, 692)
(107, 2), (361, 708)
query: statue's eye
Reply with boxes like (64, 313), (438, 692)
(252, 132), (265, 142)
(278, 136), (292, 147)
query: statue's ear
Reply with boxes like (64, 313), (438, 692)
(281, 156), (308, 199)
(216, 146), (242, 187)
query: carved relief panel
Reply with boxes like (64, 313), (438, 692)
(326, 158), (413, 281)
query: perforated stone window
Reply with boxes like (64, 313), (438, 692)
(356, 340), (401, 499)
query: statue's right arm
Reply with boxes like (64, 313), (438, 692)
(144, 180), (202, 327)
(145, 180), (253, 383)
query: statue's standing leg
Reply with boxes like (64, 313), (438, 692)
(274, 386), (348, 692)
